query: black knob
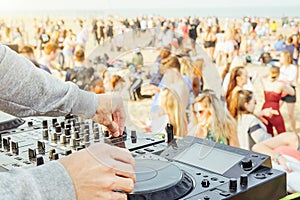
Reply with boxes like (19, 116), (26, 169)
(54, 122), (60, 128)
(55, 126), (62, 133)
(166, 123), (174, 143)
(60, 134), (66, 144)
(65, 150), (72, 156)
(28, 121), (33, 127)
(51, 132), (57, 141)
(201, 179), (210, 188)
(37, 141), (45, 154)
(131, 130), (137, 143)
(49, 149), (56, 160)
(65, 124), (72, 130)
(229, 178), (237, 192)
(70, 138), (76, 148)
(84, 134), (90, 143)
(52, 118), (57, 125)
(28, 148), (36, 162)
(84, 129), (89, 135)
(94, 130), (100, 141)
(42, 120), (48, 129)
(65, 128), (71, 137)
(42, 129), (49, 140)
(240, 174), (248, 187)
(104, 130), (110, 137)
(36, 156), (44, 166)
(74, 131), (80, 139)
(241, 158), (253, 171)
(53, 153), (59, 160)
(11, 141), (19, 155)
(131, 130), (137, 138)
(60, 121), (65, 129)
(2, 138), (10, 152)
(204, 196), (210, 200)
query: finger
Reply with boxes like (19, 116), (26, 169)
(108, 192), (127, 200)
(113, 176), (135, 193)
(112, 148), (136, 166)
(105, 120), (120, 137)
(112, 109), (126, 134)
(111, 159), (136, 182)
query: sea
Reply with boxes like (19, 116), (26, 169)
(0, 6), (299, 19)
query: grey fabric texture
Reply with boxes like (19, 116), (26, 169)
(0, 45), (98, 118)
(0, 161), (76, 200)
(0, 44), (100, 199)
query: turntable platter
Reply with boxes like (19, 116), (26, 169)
(128, 159), (193, 200)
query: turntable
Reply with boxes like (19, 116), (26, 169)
(128, 159), (194, 200)
(128, 136), (287, 200)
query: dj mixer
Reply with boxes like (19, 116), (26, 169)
(0, 112), (287, 199)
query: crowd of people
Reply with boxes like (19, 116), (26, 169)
(0, 14), (300, 197)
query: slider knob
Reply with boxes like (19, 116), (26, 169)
(53, 153), (59, 160)
(94, 131), (100, 141)
(229, 178), (237, 192)
(201, 179), (210, 188)
(65, 129), (71, 137)
(42, 129), (49, 140)
(241, 158), (253, 171)
(51, 132), (57, 141)
(70, 138), (76, 148)
(42, 120), (48, 129)
(60, 134), (66, 144)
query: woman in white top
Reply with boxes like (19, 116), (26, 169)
(279, 50), (297, 132)
(234, 90), (278, 150)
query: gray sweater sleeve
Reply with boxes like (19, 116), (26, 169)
(0, 45), (99, 199)
(0, 161), (76, 200)
(0, 44), (98, 118)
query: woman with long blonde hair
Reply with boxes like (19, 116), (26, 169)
(159, 87), (187, 137)
(188, 89), (239, 147)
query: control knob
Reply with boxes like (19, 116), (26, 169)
(241, 158), (253, 171)
(240, 174), (248, 187)
(229, 178), (237, 192)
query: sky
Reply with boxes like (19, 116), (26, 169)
(1, 0), (300, 10)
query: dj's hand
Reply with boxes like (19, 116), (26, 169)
(92, 94), (126, 137)
(60, 143), (136, 200)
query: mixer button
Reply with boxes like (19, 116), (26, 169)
(135, 150), (146, 154)
(144, 148), (154, 152)
(201, 179), (210, 188)
(254, 173), (266, 179)
(220, 191), (231, 197)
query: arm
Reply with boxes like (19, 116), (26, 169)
(252, 132), (298, 159)
(229, 128), (239, 147)
(0, 45), (97, 118)
(281, 82), (295, 96)
(0, 161), (75, 200)
(252, 132), (298, 170)
(0, 45), (135, 199)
